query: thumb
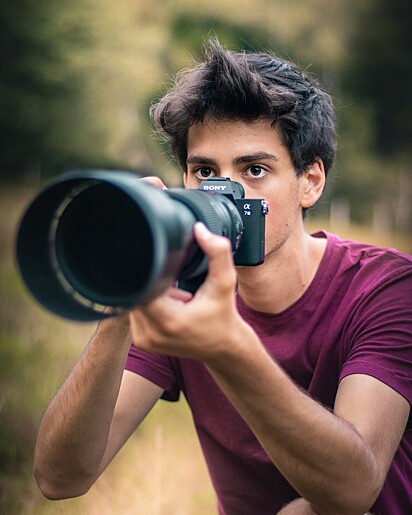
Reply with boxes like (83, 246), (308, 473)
(194, 223), (237, 293)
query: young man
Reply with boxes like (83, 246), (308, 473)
(33, 40), (411, 514)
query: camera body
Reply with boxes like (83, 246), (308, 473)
(198, 177), (268, 266)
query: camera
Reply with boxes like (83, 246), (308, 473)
(171, 176), (268, 273)
(196, 177), (268, 266)
(16, 170), (268, 321)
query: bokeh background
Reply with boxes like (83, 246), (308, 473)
(1, 1), (411, 513)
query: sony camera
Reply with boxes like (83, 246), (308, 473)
(196, 177), (268, 266)
(16, 170), (268, 321)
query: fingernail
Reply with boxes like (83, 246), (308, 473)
(195, 222), (211, 239)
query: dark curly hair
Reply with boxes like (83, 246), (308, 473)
(150, 39), (336, 177)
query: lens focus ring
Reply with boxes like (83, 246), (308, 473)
(167, 190), (226, 235)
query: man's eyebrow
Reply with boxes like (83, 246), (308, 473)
(233, 152), (279, 165)
(186, 153), (278, 166)
(186, 155), (217, 165)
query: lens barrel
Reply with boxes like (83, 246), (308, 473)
(16, 170), (243, 321)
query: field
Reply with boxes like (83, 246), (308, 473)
(0, 186), (410, 514)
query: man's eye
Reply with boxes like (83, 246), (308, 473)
(246, 165), (267, 178)
(195, 168), (216, 179)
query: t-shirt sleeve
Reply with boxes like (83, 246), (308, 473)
(339, 259), (412, 411)
(125, 344), (181, 401)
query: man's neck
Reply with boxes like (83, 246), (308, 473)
(236, 231), (327, 315)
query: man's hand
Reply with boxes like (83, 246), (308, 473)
(128, 222), (247, 362)
(141, 175), (168, 189)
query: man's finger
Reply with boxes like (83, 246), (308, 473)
(141, 176), (168, 189)
(166, 286), (193, 303)
(194, 222), (237, 293)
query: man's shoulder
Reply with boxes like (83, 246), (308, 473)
(309, 230), (412, 305)
(315, 230), (412, 271)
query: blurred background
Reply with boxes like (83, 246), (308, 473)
(1, 0), (411, 513)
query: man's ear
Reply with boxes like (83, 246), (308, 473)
(300, 159), (326, 209)
(183, 171), (188, 187)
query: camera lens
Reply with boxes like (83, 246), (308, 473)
(167, 188), (243, 279)
(16, 171), (244, 320)
(54, 183), (155, 305)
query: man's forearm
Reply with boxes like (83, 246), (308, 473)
(34, 317), (131, 499)
(206, 327), (380, 515)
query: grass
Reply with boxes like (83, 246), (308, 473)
(18, 401), (214, 515)
(0, 185), (410, 514)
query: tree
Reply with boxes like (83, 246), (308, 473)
(340, 0), (412, 229)
(0, 0), (153, 182)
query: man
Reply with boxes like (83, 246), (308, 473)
(33, 40), (411, 514)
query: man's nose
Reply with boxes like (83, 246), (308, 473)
(218, 170), (238, 183)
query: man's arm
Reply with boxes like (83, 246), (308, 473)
(34, 317), (162, 500)
(129, 223), (410, 515)
(207, 341), (409, 515)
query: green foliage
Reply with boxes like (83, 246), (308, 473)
(0, 1), (156, 181)
(1, 1), (411, 217)
(0, 335), (39, 470)
(0, 1), (93, 178)
(171, 13), (284, 56)
(337, 0), (412, 228)
(1, 2), (55, 175)
(343, 0), (412, 159)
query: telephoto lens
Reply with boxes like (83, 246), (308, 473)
(16, 170), (244, 321)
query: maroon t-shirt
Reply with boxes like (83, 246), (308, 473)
(125, 231), (412, 514)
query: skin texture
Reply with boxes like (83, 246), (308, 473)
(33, 118), (410, 514)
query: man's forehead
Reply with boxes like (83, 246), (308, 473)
(187, 118), (284, 160)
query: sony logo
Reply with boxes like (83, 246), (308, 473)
(203, 185), (227, 191)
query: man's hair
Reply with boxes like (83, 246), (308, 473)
(150, 39), (336, 177)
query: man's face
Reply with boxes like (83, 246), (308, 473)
(184, 117), (323, 260)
